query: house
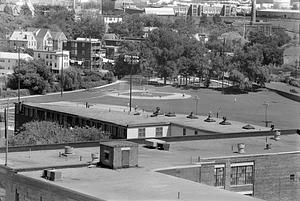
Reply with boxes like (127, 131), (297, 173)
(102, 33), (122, 60)
(27, 28), (53, 50)
(0, 52), (32, 75)
(8, 31), (37, 50)
(63, 38), (102, 69)
(50, 31), (68, 51)
(26, 28), (67, 51)
(33, 50), (69, 73)
(142, 27), (158, 38)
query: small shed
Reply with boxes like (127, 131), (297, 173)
(99, 141), (138, 169)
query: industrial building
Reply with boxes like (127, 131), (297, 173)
(0, 132), (298, 201)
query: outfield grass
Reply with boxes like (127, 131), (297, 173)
(17, 83), (300, 129)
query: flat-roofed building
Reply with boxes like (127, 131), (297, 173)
(0, 133), (298, 201)
(0, 52), (32, 75)
(15, 102), (271, 139)
(63, 38), (102, 69)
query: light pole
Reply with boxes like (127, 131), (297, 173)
(295, 58), (299, 79)
(194, 95), (199, 115)
(124, 54), (139, 112)
(263, 102), (271, 127)
(61, 43), (64, 97)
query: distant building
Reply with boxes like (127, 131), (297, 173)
(102, 33), (122, 60)
(8, 28), (67, 51)
(144, 7), (175, 16)
(142, 27), (158, 38)
(0, 51), (32, 75)
(63, 38), (102, 69)
(8, 31), (37, 50)
(33, 50), (70, 73)
(257, 9), (300, 19)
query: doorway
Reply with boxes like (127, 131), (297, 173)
(122, 150), (130, 168)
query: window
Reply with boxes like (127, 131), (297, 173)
(50, 55), (52, 59)
(82, 50), (85, 56)
(183, 128), (186, 136)
(156, 127), (163, 137)
(138, 128), (145, 138)
(38, 53), (40, 58)
(290, 174), (295, 181)
(231, 164), (253, 186)
(104, 150), (110, 161)
(214, 167), (225, 187)
(46, 54), (48, 59)
(82, 43), (85, 48)
(194, 130), (198, 135)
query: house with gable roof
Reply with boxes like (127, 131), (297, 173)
(8, 30), (37, 50)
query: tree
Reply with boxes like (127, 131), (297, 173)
(7, 59), (54, 94)
(9, 121), (110, 146)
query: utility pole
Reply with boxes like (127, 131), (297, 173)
(18, 46), (21, 104)
(4, 99), (9, 166)
(222, 37), (226, 94)
(124, 55), (139, 112)
(61, 50), (63, 97)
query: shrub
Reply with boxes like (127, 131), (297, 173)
(1, 89), (30, 98)
(9, 121), (110, 146)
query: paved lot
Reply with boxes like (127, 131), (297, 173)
(8, 83), (300, 129)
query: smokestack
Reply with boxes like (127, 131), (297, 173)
(251, 0), (256, 25)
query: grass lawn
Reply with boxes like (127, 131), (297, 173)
(14, 83), (300, 130)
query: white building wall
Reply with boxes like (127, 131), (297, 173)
(0, 59), (18, 75)
(127, 125), (169, 139)
(33, 50), (69, 72)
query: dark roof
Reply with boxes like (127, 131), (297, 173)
(100, 141), (138, 148)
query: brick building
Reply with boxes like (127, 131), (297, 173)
(0, 133), (298, 201)
(63, 38), (103, 69)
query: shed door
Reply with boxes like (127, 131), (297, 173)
(122, 150), (130, 168)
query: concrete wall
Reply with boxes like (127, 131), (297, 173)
(99, 144), (138, 169)
(0, 165), (104, 201)
(127, 125), (169, 139)
(158, 152), (300, 201)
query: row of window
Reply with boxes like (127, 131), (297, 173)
(138, 127), (163, 138)
(214, 165), (254, 187)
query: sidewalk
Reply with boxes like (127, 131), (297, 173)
(265, 82), (300, 102)
(0, 80), (125, 103)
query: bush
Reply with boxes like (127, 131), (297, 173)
(9, 121), (110, 146)
(0, 89), (30, 98)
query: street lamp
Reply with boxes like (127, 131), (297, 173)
(263, 102), (271, 127)
(295, 58), (299, 79)
(194, 95), (199, 115)
(124, 54), (139, 112)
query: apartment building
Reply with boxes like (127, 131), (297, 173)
(0, 52), (32, 75)
(33, 50), (70, 73)
(63, 38), (102, 69)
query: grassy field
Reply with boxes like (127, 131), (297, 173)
(13, 82), (300, 130)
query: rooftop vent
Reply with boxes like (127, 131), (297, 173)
(187, 112), (198, 119)
(274, 129), (281, 141)
(42, 169), (62, 181)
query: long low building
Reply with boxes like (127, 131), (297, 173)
(0, 133), (299, 201)
(15, 101), (270, 139)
